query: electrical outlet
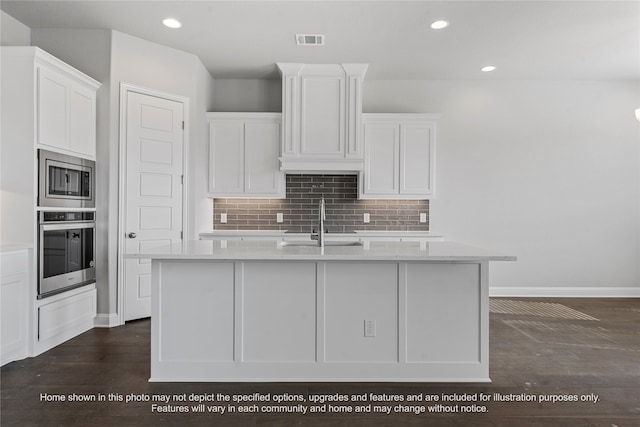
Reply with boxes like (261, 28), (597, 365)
(276, 212), (283, 223)
(363, 213), (370, 224)
(419, 213), (427, 223)
(220, 213), (227, 224)
(364, 319), (376, 337)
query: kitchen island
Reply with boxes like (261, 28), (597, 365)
(127, 240), (515, 382)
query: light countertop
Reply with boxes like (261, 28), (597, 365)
(1, 243), (33, 253)
(126, 239), (516, 262)
(199, 230), (444, 239)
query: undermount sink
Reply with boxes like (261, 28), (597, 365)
(279, 240), (363, 247)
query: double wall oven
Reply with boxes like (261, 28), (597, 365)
(37, 149), (96, 299)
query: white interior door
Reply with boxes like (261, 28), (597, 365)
(124, 91), (184, 321)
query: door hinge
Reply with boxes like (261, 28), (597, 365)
(181, 175), (184, 185)
(182, 121), (185, 130)
(180, 231), (183, 239)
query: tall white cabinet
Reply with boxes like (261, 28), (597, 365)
(1, 47), (100, 360)
(359, 114), (438, 199)
(208, 113), (285, 198)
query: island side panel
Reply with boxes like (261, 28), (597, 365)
(153, 260), (235, 365)
(405, 262), (482, 362)
(241, 261), (317, 362)
(323, 262), (399, 363)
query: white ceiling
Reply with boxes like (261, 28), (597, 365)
(1, 0), (638, 80)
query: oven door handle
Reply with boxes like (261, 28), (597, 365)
(41, 222), (95, 231)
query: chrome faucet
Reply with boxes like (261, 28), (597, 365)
(311, 196), (326, 247)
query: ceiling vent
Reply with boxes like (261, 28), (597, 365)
(296, 34), (325, 46)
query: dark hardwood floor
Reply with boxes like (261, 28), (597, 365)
(2, 298), (638, 426)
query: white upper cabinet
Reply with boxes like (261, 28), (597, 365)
(69, 83), (97, 156)
(209, 118), (244, 194)
(400, 122), (435, 195)
(208, 113), (285, 198)
(362, 121), (399, 195)
(34, 50), (100, 158)
(244, 120), (283, 195)
(37, 66), (69, 150)
(277, 63), (368, 173)
(359, 114), (438, 200)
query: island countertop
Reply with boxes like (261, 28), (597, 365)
(125, 239), (516, 262)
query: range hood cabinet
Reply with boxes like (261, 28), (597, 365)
(277, 63), (368, 173)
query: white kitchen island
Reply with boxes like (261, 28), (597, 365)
(127, 240), (515, 382)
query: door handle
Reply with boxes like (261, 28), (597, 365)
(128, 232), (137, 239)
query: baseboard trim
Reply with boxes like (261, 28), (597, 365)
(94, 313), (120, 328)
(489, 287), (640, 298)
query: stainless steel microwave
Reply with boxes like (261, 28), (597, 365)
(38, 149), (95, 208)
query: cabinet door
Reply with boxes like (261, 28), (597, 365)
(1, 250), (29, 366)
(299, 74), (345, 157)
(244, 120), (283, 196)
(69, 82), (97, 157)
(37, 66), (69, 150)
(209, 121), (244, 194)
(363, 122), (399, 195)
(400, 123), (435, 196)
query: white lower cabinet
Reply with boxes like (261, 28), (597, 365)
(208, 113), (284, 198)
(35, 285), (97, 356)
(360, 113), (438, 199)
(1, 250), (30, 366)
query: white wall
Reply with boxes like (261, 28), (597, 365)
(0, 11), (31, 237)
(212, 79), (281, 112)
(364, 79), (640, 294)
(0, 10), (30, 46)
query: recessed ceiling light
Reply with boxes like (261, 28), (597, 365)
(430, 20), (449, 30)
(481, 65), (496, 72)
(162, 18), (182, 29)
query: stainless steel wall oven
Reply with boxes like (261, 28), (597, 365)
(38, 211), (96, 299)
(38, 149), (95, 208)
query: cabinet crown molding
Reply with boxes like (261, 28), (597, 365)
(1, 47), (101, 90)
(362, 113), (442, 121)
(277, 63), (368, 78)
